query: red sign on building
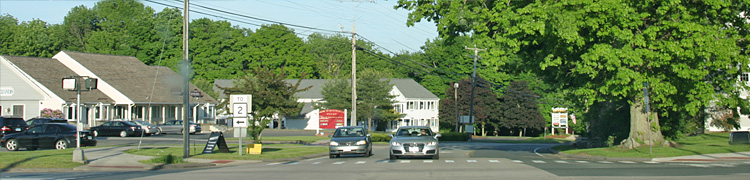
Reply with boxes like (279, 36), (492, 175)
(319, 109), (345, 129)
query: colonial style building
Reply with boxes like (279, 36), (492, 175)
(0, 51), (217, 127)
(213, 78), (440, 132)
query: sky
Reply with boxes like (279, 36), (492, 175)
(0, 0), (438, 53)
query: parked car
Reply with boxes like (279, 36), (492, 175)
(729, 131), (750, 145)
(158, 120), (201, 134)
(328, 126), (372, 158)
(128, 120), (161, 136)
(0, 117), (28, 138)
(90, 121), (144, 137)
(26, 118), (68, 126)
(1, 123), (96, 151)
(389, 126), (441, 160)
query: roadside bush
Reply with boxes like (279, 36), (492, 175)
(149, 154), (183, 164)
(371, 133), (391, 142)
(438, 132), (471, 141)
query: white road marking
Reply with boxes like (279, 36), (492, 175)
(423, 160), (433, 163)
(266, 162), (282, 166)
(312, 162), (322, 165)
(355, 161), (366, 164)
(643, 161), (659, 164)
(575, 161), (589, 163)
(400, 160), (411, 163)
(333, 161), (345, 165)
(445, 160), (455, 163)
(489, 160), (500, 163)
(532, 160), (546, 163)
(598, 161), (613, 164)
(533, 147), (545, 157)
(555, 160), (568, 164)
(376, 160), (390, 163)
(619, 161), (636, 164)
(287, 162), (300, 165)
(467, 160), (477, 163)
(512, 160), (523, 163)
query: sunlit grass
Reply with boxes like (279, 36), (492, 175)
(0, 148), (89, 169)
(554, 133), (750, 158)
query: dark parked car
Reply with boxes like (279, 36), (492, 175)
(129, 120), (161, 136)
(328, 126), (372, 158)
(1, 123), (96, 151)
(0, 117), (28, 138)
(729, 131), (750, 145)
(389, 126), (441, 160)
(90, 121), (144, 137)
(26, 118), (68, 126)
(158, 120), (201, 134)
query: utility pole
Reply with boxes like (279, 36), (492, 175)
(351, 24), (357, 127)
(182, 0), (191, 159)
(465, 45), (485, 135)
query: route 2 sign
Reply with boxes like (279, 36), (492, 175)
(230, 94), (252, 127)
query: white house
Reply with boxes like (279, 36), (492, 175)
(704, 73), (750, 132)
(213, 78), (440, 132)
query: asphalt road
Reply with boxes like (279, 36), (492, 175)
(3, 137), (750, 180)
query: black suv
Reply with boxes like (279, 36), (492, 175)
(0, 117), (28, 137)
(26, 118), (68, 127)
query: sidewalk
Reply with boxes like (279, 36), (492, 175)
(651, 151), (750, 162)
(71, 146), (261, 172)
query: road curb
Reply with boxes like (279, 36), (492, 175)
(547, 146), (653, 162)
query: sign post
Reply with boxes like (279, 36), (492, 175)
(230, 94), (251, 156)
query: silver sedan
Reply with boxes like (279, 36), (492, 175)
(389, 126), (441, 160)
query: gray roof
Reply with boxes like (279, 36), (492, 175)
(3, 55), (113, 104)
(61, 51), (217, 104)
(213, 78), (438, 100)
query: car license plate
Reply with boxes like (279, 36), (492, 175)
(343, 147), (353, 152)
(15, 128), (21, 131)
(88, 136), (93, 140)
(409, 146), (419, 153)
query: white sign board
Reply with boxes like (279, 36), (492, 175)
(551, 108), (568, 128)
(230, 94), (252, 128)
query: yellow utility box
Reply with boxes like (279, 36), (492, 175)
(246, 144), (262, 154)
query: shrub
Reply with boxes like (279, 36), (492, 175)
(149, 154), (183, 164)
(438, 132), (471, 141)
(371, 133), (391, 142)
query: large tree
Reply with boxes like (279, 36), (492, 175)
(399, 0), (750, 148)
(218, 66), (310, 143)
(440, 77), (499, 135)
(497, 80), (545, 136)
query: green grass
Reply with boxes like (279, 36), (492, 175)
(224, 136), (329, 143)
(484, 137), (575, 144)
(554, 133), (750, 158)
(125, 144), (328, 160)
(0, 148), (89, 169)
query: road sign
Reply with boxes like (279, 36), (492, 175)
(230, 94), (252, 128)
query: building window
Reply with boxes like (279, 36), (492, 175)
(13, 105), (24, 118)
(419, 102), (425, 110)
(166, 106), (176, 118)
(151, 106), (162, 118)
(742, 74), (750, 82)
(94, 107), (100, 119)
(67, 106), (75, 119)
(394, 104), (402, 113)
(134, 106), (144, 119)
(407, 102), (415, 110)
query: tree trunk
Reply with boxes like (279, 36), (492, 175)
(621, 97), (666, 149)
(481, 123), (486, 136)
(367, 117), (373, 131)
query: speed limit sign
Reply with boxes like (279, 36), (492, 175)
(230, 94), (252, 127)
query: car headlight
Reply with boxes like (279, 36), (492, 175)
(329, 141), (339, 146)
(391, 141), (401, 146)
(427, 141), (438, 146)
(356, 140), (367, 145)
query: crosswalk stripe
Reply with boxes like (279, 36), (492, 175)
(400, 160), (411, 163)
(287, 162), (300, 165)
(467, 160), (477, 163)
(355, 161), (366, 164)
(423, 160), (433, 163)
(377, 160), (390, 163)
(512, 160), (523, 163)
(333, 161), (345, 165)
(489, 160), (500, 163)
(643, 161), (659, 164)
(619, 161), (636, 164)
(532, 160), (546, 163)
(445, 160), (455, 163)
(267, 162), (282, 166)
(312, 162), (322, 165)
(555, 160), (568, 164)
(598, 161), (613, 164)
(575, 161), (589, 163)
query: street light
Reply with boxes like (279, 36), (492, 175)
(62, 76), (97, 163)
(454, 82), (459, 132)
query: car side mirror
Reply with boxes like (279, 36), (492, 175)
(388, 134), (394, 138)
(435, 133), (442, 138)
(366, 133), (372, 137)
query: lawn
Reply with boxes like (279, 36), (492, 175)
(0, 148), (87, 169)
(125, 144), (328, 161)
(554, 133), (750, 158)
(224, 136), (329, 143)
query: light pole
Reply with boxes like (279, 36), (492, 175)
(454, 82), (459, 132)
(62, 76), (97, 163)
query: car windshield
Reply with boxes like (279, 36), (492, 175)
(395, 127), (433, 137)
(333, 127), (366, 137)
